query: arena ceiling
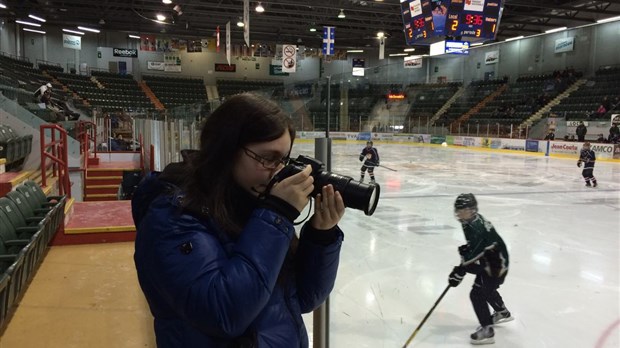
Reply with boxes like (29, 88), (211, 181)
(2, 0), (620, 54)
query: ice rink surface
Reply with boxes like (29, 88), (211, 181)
(293, 141), (620, 348)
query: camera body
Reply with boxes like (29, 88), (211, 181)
(274, 155), (380, 216)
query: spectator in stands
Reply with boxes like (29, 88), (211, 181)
(612, 96), (620, 109)
(34, 82), (52, 104)
(609, 123), (620, 143)
(594, 104), (607, 118)
(576, 121), (587, 142)
(596, 134), (606, 143)
(601, 96), (611, 112)
(132, 93), (346, 347)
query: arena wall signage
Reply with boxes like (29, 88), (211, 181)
(113, 48), (138, 57)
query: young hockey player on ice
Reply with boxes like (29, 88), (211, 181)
(359, 141), (379, 184)
(449, 193), (513, 345)
(577, 142), (598, 187)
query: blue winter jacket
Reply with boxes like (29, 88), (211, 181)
(132, 172), (344, 347)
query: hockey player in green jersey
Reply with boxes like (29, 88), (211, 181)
(448, 193), (513, 345)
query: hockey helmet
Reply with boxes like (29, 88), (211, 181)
(582, 142), (591, 148)
(366, 140), (373, 146)
(455, 193), (477, 210)
(46, 83), (52, 88)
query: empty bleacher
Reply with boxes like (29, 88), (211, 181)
(550, 66), (620, 121)
(407, 82), (461, 120)
(216, 79), (284, 99)
(471, 72), (575, 125)
(0, 179), (66, 333)
(0, 125), (33, 172)
(433, 79), (506, 126)
(144, 75), (207, 109)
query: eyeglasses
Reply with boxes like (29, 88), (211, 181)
(243, 147), (289, 170)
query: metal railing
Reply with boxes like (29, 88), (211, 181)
(39, 124), (71, 198)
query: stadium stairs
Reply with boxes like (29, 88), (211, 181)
(520, 78), (588, 129)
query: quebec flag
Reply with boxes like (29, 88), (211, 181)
(323, 26), (335, 56)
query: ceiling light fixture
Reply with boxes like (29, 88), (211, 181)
(23, 28), (46, 34)
(28, 14), (46, 22)
(389, 53), (408, 57)
(15, 20), (41, 27)
(377, 31), (385, 38)
(162, 0), (172, 4)
(237, 18), (244, 27)
(128, 34), (141, 39)
(63, 29), (85, 35)
(156, 14), (166, 21)
(255, 2), (265, 13)
(0, 4), (7, 9)
(309, 27), (316, 32)
(505, 35), (524, 41)
(596, 16), (620, 23)
(77, 26), (100, 33)
(545, 27), (567, 33)
(403, 48), (415, 52)
(347, 50), (364, 53)
(338, 9), (345, 19)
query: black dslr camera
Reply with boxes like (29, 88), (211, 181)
(273, 155), (380, 216)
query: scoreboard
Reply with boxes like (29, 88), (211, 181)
(401, 0), (503, 45)
(445, 0), (502, 39)
(400, 0), (434, 45)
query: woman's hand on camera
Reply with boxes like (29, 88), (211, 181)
(270, 165), (314, 212)
(311, 184), (345, 230)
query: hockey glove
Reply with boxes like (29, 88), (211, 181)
(458, 244), (470, 256)
(448, 266), (466, 287)
(577, 161), (582, 167)
(359, 154), (364, 162)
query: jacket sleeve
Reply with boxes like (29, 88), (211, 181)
(461, 225), (495, 269)
(294, 224), (344, 313)
(136, 198), (295, 338)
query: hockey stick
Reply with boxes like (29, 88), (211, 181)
(401, 284), (451, 348)
(365, 161), (398, 172)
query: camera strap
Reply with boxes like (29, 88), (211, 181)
(259, 175), (312, 226)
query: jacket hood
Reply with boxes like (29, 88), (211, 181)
(131, 162), (189, 229)
(131, 172), (168, 230)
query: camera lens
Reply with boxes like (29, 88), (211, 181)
(316, 172), (380, 216)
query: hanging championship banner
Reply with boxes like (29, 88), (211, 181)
(379, 37), (385, 60)
(243, 0), (250, 47)
(282, 44), (297, 73)
(226, 21), (231, 65)
(323, 26), (335, 56)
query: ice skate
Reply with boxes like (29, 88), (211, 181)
(359, 177), (364, 183)
(585, 182), (591, 187)
(470, 325), (495, 345)
(370, 179), (376, 185)
(492, 310), (514, 325)
(593, 182), (597, 187)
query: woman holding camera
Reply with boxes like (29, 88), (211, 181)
(132, 93), (346, 347)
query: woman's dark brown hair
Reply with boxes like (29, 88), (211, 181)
(183, 93), (295, 236)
